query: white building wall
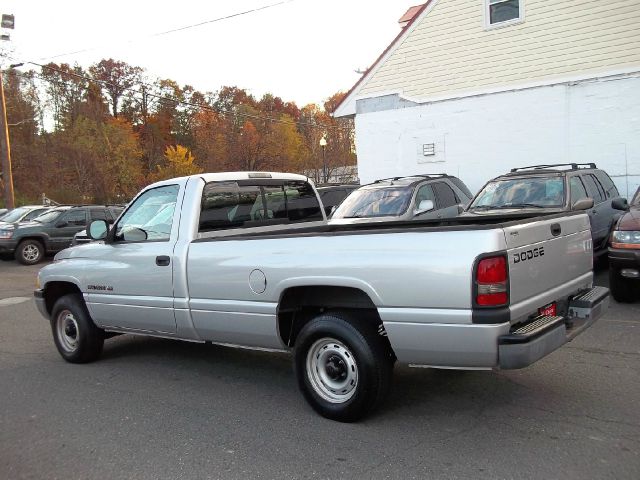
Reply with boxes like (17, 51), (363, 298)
(355, 74), (640, 199)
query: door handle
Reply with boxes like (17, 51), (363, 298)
(156, 255), (170, 266)
(550, 223), (561, 237)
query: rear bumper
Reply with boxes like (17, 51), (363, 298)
(498, 286), (609, 369)
(383, 286), (608, 369)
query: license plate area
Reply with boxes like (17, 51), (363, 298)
(538, 302), (557, 317)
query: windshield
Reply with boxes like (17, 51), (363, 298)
(332, 187), (413, 218)
(0, 207), (30, 223)
(469, 177), (565, 209)
(31, 209), (66, 223)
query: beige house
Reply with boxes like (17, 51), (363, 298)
(335, 0), (640, 197)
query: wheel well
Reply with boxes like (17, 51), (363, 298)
(43, 282), (82, 315)
(277, 286), (384, 348)
(17, 236), (47, 250)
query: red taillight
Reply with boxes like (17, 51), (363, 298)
(476, 256), (508, 306)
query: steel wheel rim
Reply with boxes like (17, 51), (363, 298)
(23, 244), (40, 262)
(306, 338), (358, 403)
(56, 310), (79, 353)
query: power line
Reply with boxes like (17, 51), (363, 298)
(12, 61), (350, 132)
(38, 1), (297, 62)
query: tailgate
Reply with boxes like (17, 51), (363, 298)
(503, 213), (593, 319)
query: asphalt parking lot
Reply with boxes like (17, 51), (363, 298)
(0, 259), (639, 479)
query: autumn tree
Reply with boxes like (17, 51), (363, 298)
(40, 63), (90, 129)
(152, 145), (202, 181)
(89, 59), (143, 118)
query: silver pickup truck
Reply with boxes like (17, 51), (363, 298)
(35, 172), (609, 421)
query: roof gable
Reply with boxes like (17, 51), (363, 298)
(333, 1), (435, 118)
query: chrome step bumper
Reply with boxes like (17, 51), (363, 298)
(498, 286), (609, 369)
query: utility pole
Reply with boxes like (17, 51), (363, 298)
(0, 68), (14, 209)
(1, 13), (15, 209)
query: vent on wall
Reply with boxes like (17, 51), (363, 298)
(422, 143), (436, 156)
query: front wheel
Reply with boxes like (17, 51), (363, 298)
(609, 268), (637, 303)
(51, 294), (104, 363)
(294, 312), (393, 422)
(15, 239), (44, 265)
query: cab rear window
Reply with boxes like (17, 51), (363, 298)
(199, 181), (322, 232)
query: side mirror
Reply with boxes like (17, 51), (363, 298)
(571, 197), (594, 211)
(88, 220), (109, 240)
(122, 227), (148, 242)
(611, 198), (629, 211)
(56, 220), (68, 228)
(414, 199), (435, 216)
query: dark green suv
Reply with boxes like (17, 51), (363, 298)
(0, 205), (123, 265)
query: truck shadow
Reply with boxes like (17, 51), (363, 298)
(99, 334), (574, 424)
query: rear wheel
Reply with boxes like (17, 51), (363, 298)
(51, 294), (104, 363)
(15, 239), (44, 265)
(294, 312), (393, 422)
(609, 268), (637, 303)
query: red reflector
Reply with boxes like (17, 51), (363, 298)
(477, 257), (507, 283)
(477, 292), (508, 306)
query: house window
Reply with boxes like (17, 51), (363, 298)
(486, 0), (523, 27)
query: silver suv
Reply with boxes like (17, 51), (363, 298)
(329, 174), (473, 224)
(465, 163), (627, 255)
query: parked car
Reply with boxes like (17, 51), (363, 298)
(315, 184), (359, 216)
(0, 205), (51, 226)
(608, 186), (640, 302)
(0, 208), (8, 218)
(71, 206), (124, 246)
(0, 205), (124, 265)
(35, 171), (607, 421)
(329, 174), (473, 224)
(464, 163), (627, 255)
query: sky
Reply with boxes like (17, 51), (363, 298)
(1, 0), (421, 108)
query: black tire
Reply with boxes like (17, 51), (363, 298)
(51, 293), (104, 363)
(15, 239), (45, 265)
(609, 268), (637, 303)
(294, 312), (393, 422)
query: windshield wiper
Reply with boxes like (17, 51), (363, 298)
(471, 203), (545, 210)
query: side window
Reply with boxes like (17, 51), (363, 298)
(116, 185), (179, 241)
(415, 184), (436, 209)
(432, 182), (458, 208)
(108, 207), (124, 222)
(485, 0), (523, 27)
(24, 209), (47, 221)
(594, 171), (619, 199)
(449, 177), (473, 199)
(581, 174), (604, 204)
(569, 177), (588, 204)
(90, 209), (108, 221)
(62, 210), (87, 227)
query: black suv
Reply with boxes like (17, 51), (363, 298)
(316, 184), (360, 216)
(0, 205), (123, 265)
(465, 163), (626, 255)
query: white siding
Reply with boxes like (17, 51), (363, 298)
(355, 75), (640, 199)
(359, 0), (640, 101)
